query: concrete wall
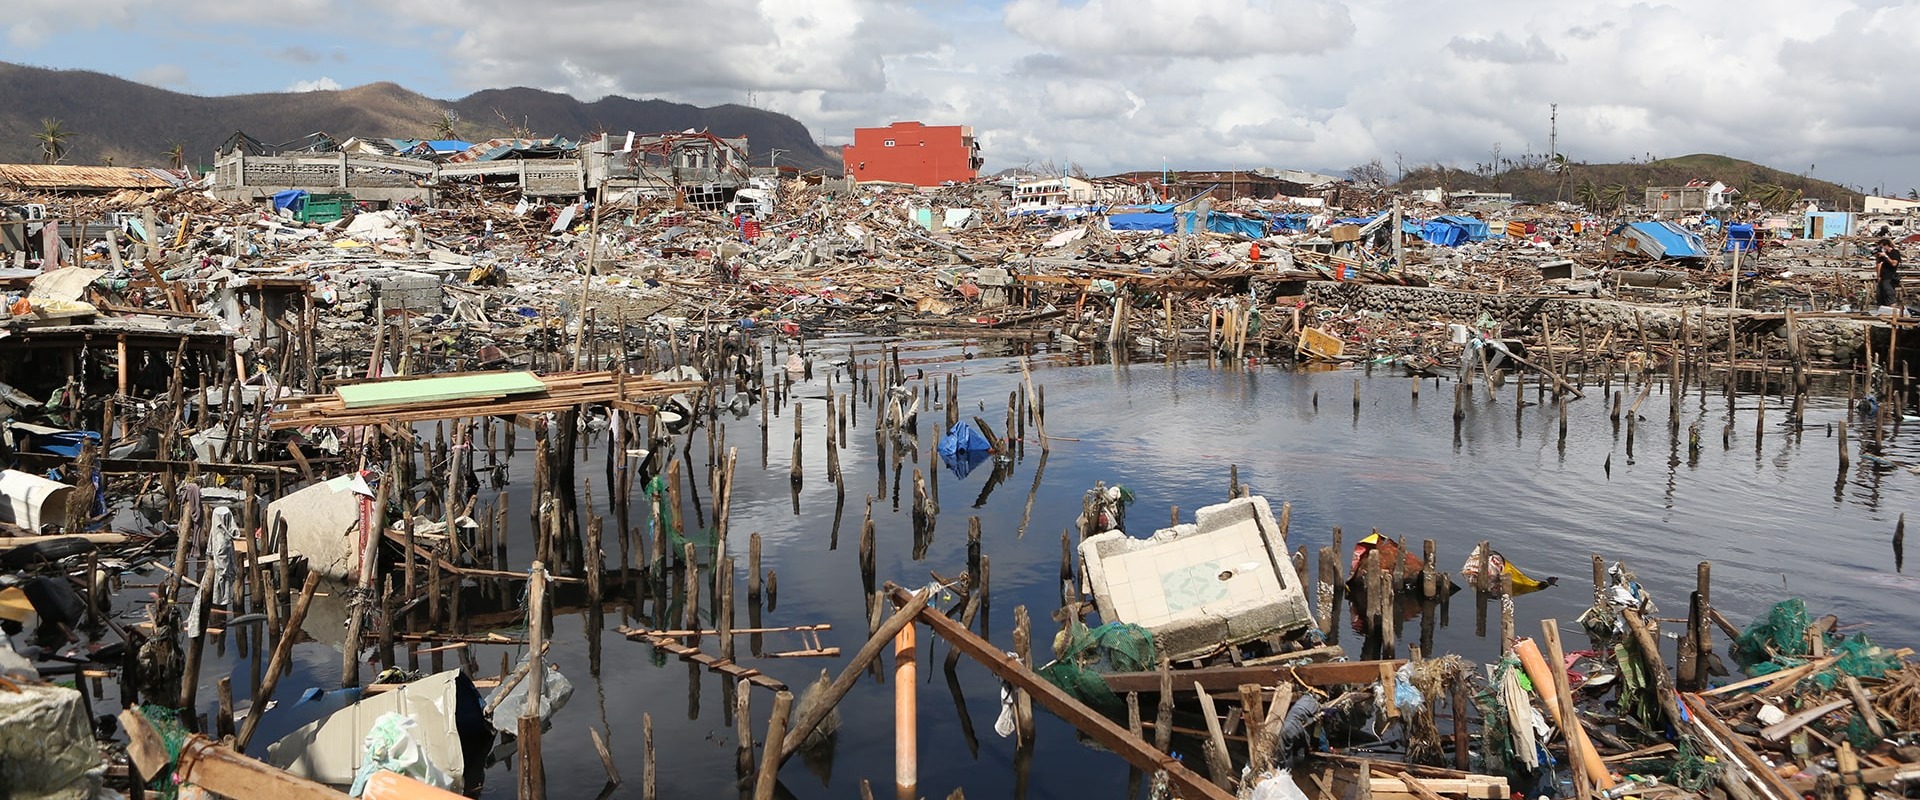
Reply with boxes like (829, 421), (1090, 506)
(1301, 281), (1872, 364)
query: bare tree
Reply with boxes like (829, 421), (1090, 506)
(1346, 158), (1388, 187)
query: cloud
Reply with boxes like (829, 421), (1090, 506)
(287, 76), (341, 92)
(136, 63), (190, 88)
(1002, 0), (1355, 58)
(273, 45), (322, 63)
(5, 0), (141, 46)
(1446, 33), (1563, 64)
(6, 0), (1920, 192)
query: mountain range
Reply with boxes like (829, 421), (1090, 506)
(0, 62), (841, 172)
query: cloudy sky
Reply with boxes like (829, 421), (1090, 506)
(8, 0), (1918, 193)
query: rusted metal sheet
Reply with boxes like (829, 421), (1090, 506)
(888, 586), (1235, 800)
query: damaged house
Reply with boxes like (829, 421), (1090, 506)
(583, 131), (752, 211)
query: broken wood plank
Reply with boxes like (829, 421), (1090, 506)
(888, 586), (1234, 800)
(1101, 660), (1406, 694)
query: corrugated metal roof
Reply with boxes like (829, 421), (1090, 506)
(0, 164), (173, 190)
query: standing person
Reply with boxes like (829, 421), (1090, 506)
(1876, 237), (1905, 309)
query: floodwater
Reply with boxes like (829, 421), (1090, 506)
(194, 337), (1920, 798)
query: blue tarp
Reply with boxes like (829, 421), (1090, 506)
(1614, 221), (1709, 260)
(272, 190), (310, 213)
(1205, 213), (1267, 239)
(1725, 224), (1758, 252)
(1108, 212), (1176, 233)
(15, 429), (101, 458)
(936, 421), (994, 479)
(1106, 211), (1266, 237)
(1420, 220), (1469, 247)
(1270, 213), (1312, 232)
(1437, 215), (1491, 241)
(1414, 215), (1490, 247)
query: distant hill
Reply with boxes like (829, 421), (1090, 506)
(0, 62), (839, 172)
(1396, 153), (1865, 209)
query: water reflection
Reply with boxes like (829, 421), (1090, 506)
(217, 337), (1920, 800)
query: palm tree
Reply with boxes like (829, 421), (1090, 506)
(33, 118), (70, 164)
(1748, 183), (1805, 212)
(166, 143), (186, 170)
(1575, 178), (1601, 210)
(432, 112), (459, 141)
(1600, 183), (1629, 215)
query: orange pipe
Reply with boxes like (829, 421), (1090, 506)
(361, 770), (467, 800)
(895, 623), (918, 799)
(1514, 637), (1614, 789)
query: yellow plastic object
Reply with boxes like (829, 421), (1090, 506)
(0, 587), (32, 623)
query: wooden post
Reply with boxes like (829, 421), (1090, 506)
(643, 713), (657, 800)
(752, 691), (794, 800)
(1012, 606), (1035, 746)
(1194, 682), (1234, 790)
(179, 575), (213, 731)
(520, 561), (549, 800)
(1541, 620), (1590, 799)
(237, 572), (320, 749)
(777, 587), (933, 764)
(735, 679), (753, 781)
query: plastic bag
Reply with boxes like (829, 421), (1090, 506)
(483, 657), (574, 733)
(348, 712), (452, 796)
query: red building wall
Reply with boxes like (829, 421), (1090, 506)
(842, 121), (981, 186)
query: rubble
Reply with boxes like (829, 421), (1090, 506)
(3, 146), (1918, 800)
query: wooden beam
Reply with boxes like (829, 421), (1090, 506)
(121, 707), (351, 800)
(888, 586), (1235, 800)
(1101, 660), (1407, 695)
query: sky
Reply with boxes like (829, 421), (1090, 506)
(7, 0), (1919, 194)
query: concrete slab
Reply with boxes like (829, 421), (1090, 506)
(1080, 495), (1312, 660)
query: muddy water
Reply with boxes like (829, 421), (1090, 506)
(212, 338), (1920, 799)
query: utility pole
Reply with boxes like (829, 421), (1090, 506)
(1549, 103), (1559, 162)
(1392, 197), (1405, 277)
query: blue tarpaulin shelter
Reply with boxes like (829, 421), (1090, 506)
(1416, 215), (1491, 247)
(1205, 213), (1267, 239)
(1612, 221), (1709, 260)
(1108, 212), (1176, 233)
(272, 190), (310, 213)
(936, 421), (994, 479)
(1270, 213), (1312, 232)
(12, 428), (101, 458)
(1107, 211), (1268, 238)
(1724, 223), (1758, 252)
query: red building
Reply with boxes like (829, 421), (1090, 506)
(842, 121), (981, 186)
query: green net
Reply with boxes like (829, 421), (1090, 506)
(1732, 599), (1900, 690)
(644, 475), (716, 558)
(140, 704), (191, 799)
(1844, 712), (1880, 750)
(1036, 621), (1157, 713)
(1733, 598), (1812, 667)
(1663, 735), (1721, 793)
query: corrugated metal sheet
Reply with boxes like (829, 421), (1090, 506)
(0, 164), (173, 190)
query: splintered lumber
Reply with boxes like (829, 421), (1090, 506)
(887, 586), (1235, 800)
(1101, 660), (1406, 694)
(1366, 775), (1507, 799)
(617, 625), (786, 692)
(270, 371), (700, 429)
(775, 585), (932, 766)
(124, 706), (459, 799)
(1680, 693), (1799, 800)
